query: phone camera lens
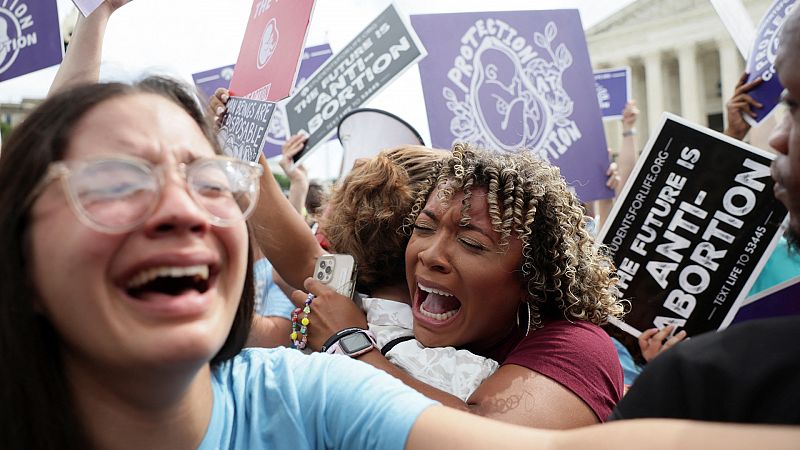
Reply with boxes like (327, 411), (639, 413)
(319, 261), (327, 268)
(317, 272), (323, 279)
(325, 266), (332, 274)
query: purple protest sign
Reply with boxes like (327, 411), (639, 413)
(263, 43), (332, 158)
(192, 64), (236, 104)
(733, 276), (800, 323)
(295, 43), (333, 86)
(411, 10), (612, 202)
(594, 67), (630, 120)
(744, 0), (796, 125)
(0, 0), (63, 82)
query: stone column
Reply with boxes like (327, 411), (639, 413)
(718, 38), (744, 126)
(677, 43), (703, 124)
(644, 51), (665, 136)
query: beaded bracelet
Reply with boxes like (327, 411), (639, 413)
(290, 293), (314, 349)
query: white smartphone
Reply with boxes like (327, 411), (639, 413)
(314, 254), (357, 299)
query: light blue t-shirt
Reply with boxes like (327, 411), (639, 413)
(611, 337), (642, 386)
(253, 257), (296, 319)
(198, 348), (437, 450)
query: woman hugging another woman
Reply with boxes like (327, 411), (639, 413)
(287, 143), (626, 428)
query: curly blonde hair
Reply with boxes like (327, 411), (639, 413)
(322, 146), (445, 293)
(406, 143), (624, 328)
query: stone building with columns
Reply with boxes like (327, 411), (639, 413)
(587, 0), (772, 149)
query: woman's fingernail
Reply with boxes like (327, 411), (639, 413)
(221, 93), (229, 102)
(216, 106), (225, 115)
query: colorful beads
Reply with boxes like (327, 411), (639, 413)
(291, 293), (315, 350)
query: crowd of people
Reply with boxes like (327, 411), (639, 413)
(1, 0), (799, 448)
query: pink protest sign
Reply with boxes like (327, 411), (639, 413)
(229, 0), (315, 101)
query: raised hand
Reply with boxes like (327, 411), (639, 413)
(622, 100), (639, 132)
(208, 87), (230, 128)
(724, 73), (764, 141)
(278, 134), (309, 181)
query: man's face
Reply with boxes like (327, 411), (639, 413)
(770, 11), (800, 251)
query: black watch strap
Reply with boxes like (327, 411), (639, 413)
(380, 336), (414, 356)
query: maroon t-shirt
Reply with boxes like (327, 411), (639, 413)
(486, 320), (623, 421)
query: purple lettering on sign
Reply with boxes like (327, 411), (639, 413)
(744, 0), (796, 124)
(411, 10), (613, 202)
(0, 0), (63, 82)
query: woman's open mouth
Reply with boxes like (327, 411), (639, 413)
(414, 282), (462, 324)
(125, 264), (213, 300)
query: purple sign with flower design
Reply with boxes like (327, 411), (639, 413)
(411, 9), (612, 202)
(744, 0), (796, 125)
(0, 0), (63, 82)
(594, 67), (630, 120)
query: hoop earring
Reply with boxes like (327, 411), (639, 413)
(517, 301), (532, 337)
(525, 301), (531, 337)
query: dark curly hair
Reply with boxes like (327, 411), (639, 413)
(322, 146), (445, 293)
(406, 143), (624, 329)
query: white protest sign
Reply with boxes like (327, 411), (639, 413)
(709, 0), (756, 58)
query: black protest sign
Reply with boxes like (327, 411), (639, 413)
(218, 96), (275, 162)
(285, 3), (426, 164)
(598, 113), (787, 337)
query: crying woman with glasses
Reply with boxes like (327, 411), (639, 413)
(2, 75), (611, 450)
(0, 77), (435, 449)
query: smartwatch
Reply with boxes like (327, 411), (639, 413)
(327, 329), (377, 358)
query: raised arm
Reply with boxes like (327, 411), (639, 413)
(617, 100), (639, 190)
(278, 134), (310, 214)
(252, 152), (323, 288)
(49, 1), (132, 96)
(595, 100), (640, 229)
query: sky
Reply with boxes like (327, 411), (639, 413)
(0, 0), (636, 177)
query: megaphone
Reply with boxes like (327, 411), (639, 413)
(337, 108), (425, 177)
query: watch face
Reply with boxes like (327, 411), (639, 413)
(339, 332), (373, 355)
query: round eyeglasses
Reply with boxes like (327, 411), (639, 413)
(28, 155), (264, 234)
